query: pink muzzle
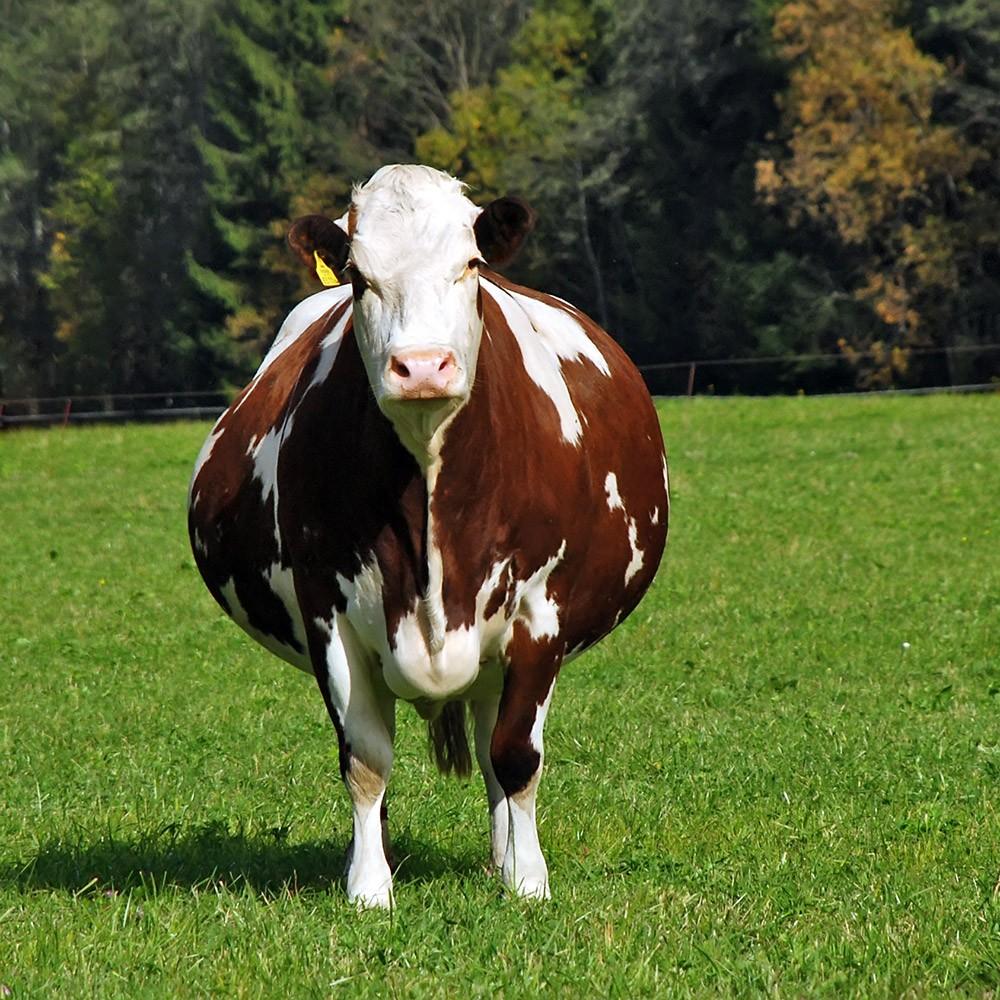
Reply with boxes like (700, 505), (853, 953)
(386, 348), (459, 400)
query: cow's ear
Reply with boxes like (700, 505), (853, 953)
(287, 215), (350, 285)
(474, 196), (535, 268)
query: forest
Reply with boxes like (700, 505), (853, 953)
(1, 0), (998, 397)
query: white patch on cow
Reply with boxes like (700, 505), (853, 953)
(604, 472), (623, 511)
(254, 286), (351, 382)
(315, 612), (394, 908)
(336, 559), (390, 656)
(247, 425), (284, 505)
(511, 542), (566, 643)
(624, 519), (645, 586)
(334, 543), (542, 703)
(218, 578), (310, 671)
(663, 453), (671, 519)
(422, 449), (449, 655)
(507, 289), (610, 378)
(188, 422), (226, 506)
(301, 307), (353, 399)
(651, 506), (660, 526)
(387, 556), (513, 701)
(504, 794), (549, 899)
(191, 528), (208, 557)
(264, 560), (307, 654)
(529, 681), (555, 754)
(604, 471), (645, 587)
(483, 283), (603, 445)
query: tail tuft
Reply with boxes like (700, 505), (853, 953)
(427, 701), (472, 777)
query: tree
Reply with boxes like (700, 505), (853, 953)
(0, 0), (116, 396)
(189, 0), (355, 374)
(756, 0), (981, 385)
(909, 0), (1000, 381)
(40, 0), (217, 393)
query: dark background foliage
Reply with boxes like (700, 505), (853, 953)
(1, 0), (997, 396)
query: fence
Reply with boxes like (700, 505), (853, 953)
(1, 344), (997, 429)
(0, 390), (231, 429)
(635, 342), (1000, 397)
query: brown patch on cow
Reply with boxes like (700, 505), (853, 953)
(345, 754), (386, 804)
(431, 276), (667, 659)
(489, 624), (562, 797)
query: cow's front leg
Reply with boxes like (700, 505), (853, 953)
(490, 658), (558, 900)
(311, 615), (395, 908)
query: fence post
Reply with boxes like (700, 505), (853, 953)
(686, 362), (697, 397)
(62, 398), (72, 428)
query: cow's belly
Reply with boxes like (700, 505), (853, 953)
(379, 616), (502, 702)
(337, 558), (514, 703)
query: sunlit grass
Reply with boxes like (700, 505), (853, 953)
(1, 394), (998, 997)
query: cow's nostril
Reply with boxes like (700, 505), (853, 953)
(438, 357), (452, 372)
(390, 357), (411, 379)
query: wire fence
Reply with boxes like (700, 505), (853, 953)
(1, 344), (997, 429)
(635, 342), (1000, 397)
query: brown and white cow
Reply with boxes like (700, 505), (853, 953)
(188, 165), (668, 907)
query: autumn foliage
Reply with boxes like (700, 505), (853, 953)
(756, 0), (981, 385)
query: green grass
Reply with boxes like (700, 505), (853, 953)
(1, 394), (998, 998)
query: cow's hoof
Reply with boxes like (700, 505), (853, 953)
(503, 865), (550, 900)
(346, 871), (393, 910)
(514, 877), (550, 900)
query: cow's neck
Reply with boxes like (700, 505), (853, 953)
(385, 400), (469, 656)
(388, 400), (462, 472)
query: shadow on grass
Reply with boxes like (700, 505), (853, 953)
(2, 820), (482, 898)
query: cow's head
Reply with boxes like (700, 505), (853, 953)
(288, 165), (534, 462)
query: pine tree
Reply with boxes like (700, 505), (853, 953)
(41, 0), (217, 393)
(190, 0), (353, 373)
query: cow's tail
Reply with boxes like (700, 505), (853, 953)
(427, 701), (472, 778)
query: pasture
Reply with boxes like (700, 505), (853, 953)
(1, 394), (998, 997)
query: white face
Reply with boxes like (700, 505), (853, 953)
(343, 166), (485, 451)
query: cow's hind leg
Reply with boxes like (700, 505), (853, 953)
(490, 656), (557, 900)
(471, 692), (507, 870)
(311, 615), (395, 908)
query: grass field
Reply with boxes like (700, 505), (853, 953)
(1, 394), (998, 997)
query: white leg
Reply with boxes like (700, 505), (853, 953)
(472, 694), (507, 870)
(503, 773), (549, 900)
(493, 682), (555, 900)
(321, 615), (395, 909)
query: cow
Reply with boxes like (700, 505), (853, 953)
(188, 164), (669, 908)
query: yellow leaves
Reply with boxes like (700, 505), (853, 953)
(50, 231), (70, 264)
(761, 0), (982, 364)
(414, 0), (597, 204)
(55, 319), (77, 343)
(755, 159), (782, 205)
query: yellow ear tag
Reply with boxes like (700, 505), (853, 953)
(313, 250), (340, 287)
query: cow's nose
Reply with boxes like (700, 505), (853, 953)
(386, 348), (459, 399)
